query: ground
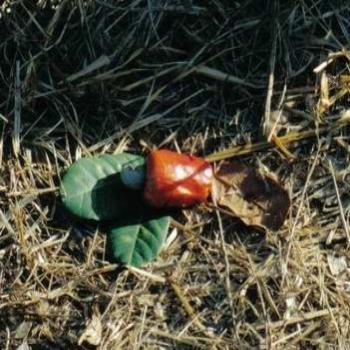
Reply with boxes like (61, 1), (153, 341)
(1, 1), (350, 349)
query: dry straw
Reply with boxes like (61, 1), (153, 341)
(1, 1), (350, 348)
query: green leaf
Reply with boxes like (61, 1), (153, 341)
(108, 215), (170, 267)
(60, 153), (145, 221)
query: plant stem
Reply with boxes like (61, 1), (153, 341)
(205, 117), (350, 162)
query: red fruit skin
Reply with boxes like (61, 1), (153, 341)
(144, 150), (213, 208)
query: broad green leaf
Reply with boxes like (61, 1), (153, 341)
(108, 215), (170, 267)
(60, 153), (145, 221)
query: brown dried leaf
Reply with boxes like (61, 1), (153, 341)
(212, 161), (290, 231)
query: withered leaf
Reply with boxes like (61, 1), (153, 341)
(211, 161), (290, 231)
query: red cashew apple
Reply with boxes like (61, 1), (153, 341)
(144, 149), (213, 208)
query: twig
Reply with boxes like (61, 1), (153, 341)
(205, 115), (350, 162)
(255, 308), (337, 330)
(151, 330), (208, 348)
(6, 187), (59, 197)
(169, 281), (208, 334)
(263, 27), (277, 137)
(194, 65), (264, 89)
(214, 208), (236, 329)
(129, 266), (166, 283)
(13, 60), (21, 157)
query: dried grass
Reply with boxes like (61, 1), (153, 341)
(1, 1), (350, 349)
